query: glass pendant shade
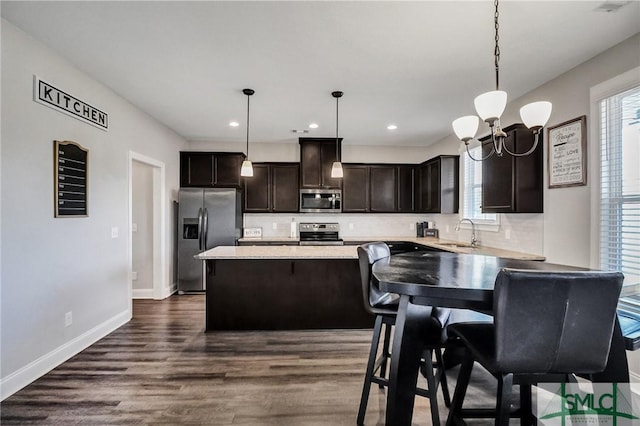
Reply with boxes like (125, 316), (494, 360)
(331, 161), (343, 178)
(452, 115), (480, 142)
(474, 90), (507, 123)
(240, 160), (254, 177)
(520, 101), (552, 130)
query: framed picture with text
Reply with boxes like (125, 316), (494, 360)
(547, 115), (587, 188)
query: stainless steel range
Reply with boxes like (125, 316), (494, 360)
(298, 223), (344, 245)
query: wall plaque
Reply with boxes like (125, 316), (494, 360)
(34, 75), (108, 130)
(548, 116), (587, 188)
(54, 140), (88, 217)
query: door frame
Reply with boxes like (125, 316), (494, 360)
(128, 151), (167, 311)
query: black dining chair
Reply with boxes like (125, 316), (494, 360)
(356, 242), (452, 425)
(445, 268), (624, 426)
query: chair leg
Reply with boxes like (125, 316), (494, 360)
(496, 373), (514, 426)
(435, 347), (451, 407)
(422, 348), (441, 426)
(357, 315), (384, 425)
(379, 319), (393, 386)
(445, 350), (474, 426)
(519, 382), (533, 426)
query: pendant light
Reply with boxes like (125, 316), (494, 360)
(240, 88), (254, 177)
(451, 0), (552, 161)
(330, 91), (344, 178)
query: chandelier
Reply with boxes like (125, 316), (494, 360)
(451, 0), (552, 161)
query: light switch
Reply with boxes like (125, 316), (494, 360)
(111, 227), (119, 238)
(131, 223), (138, 232)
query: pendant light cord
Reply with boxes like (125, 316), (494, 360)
(494, 0), (500, 91)
(335, 95), (339, 161)
(246, 94), (250, 157)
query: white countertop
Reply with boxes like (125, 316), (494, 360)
(200, 236), (544, 261)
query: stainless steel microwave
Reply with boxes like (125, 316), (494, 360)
(299, 189), (342, 213)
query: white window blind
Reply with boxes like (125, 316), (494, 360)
(463, 146), (497, 224)
(599, 85), (640, 288)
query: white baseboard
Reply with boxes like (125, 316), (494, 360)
(0, 309), (130, 401)
(132, 288), (154, 299)
(161, 282), (177, 299)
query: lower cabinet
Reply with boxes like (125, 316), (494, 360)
(205, 259), (374, 330)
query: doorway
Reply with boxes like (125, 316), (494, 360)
(128, 152), (167, 315)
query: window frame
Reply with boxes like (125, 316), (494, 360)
(590, 66), (640, 281)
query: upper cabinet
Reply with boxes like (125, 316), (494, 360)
(480, 123), (543, 213)
(243, 163), (300, 213)
(418, 155), (459, 214)
(180, 152), (245, 188)
(342, 164), (415, 213)
(299, 138), (342, 189)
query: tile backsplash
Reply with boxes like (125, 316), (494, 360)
(243, 213), (544, 256)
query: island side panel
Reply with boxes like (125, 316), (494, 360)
(205, 258), (374, 330)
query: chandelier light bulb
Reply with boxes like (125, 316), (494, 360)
(520, 101), (553, 130)
(452, 115), (480, 142)
(474, 90), (507, 124)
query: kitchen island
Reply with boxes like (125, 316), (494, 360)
(196, 240), (543, 331)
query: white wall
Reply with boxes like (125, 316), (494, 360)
(131, 161), (154, 295)
(0, 20), (186, 399)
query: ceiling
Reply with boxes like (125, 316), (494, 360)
(2, 1), (639, 147)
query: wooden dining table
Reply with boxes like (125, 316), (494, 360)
(372, 250), (630, 426)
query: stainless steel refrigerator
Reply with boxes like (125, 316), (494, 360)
(177, 188), (242, 293)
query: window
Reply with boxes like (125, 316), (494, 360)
(598, 84), (640, 289)
(462, 145), (498, 225)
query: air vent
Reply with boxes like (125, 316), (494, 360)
(292, 129), (309, 134)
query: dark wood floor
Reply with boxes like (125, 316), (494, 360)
(2, 295), (466, 425)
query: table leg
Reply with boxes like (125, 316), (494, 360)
(386, 295), (434, 426)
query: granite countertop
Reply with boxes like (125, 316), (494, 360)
(200, 236), (544, 261)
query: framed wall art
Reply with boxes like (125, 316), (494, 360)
(547, 115), (587, 188)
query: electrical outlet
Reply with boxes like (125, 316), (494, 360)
(272, 222), (278, 230)
(446, 225), (450, 233)
(505, 229), (511, 240)
(111, 226), (119, 238)
(409, 223), (415, 230)
(349, 223), (354, 230)
(132, 271), (138, 281)
(131, 223), (138, 232)
(65, 311), (73, 327)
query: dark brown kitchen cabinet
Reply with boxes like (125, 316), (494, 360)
(369, 165), (398, 212)
(342, 164), (369, 212)
(480, 123), (543, 213)
(180, 151), (245, 188)
(243, 163), (299, 213)
(299, 138), (342, 189)
(418, 155), (459, 213)
(397, 165), (419, 212)
(342, 164), (403, 213)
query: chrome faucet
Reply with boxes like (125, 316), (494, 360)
(455, 218), (478, 246)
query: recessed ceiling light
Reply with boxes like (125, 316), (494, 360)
(229, 121), (239, 127)
(309, 123), (319, 129)
(387, 124), (398, 130)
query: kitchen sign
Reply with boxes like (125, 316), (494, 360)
(548, 116), (587, 188)
(34, 75), (108, 130)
